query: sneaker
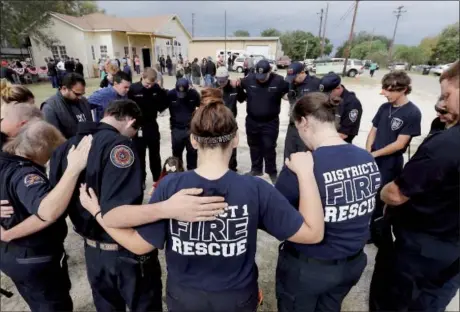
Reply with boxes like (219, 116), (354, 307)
(269, 174), (278, 184)
(245, 171), (263, 177)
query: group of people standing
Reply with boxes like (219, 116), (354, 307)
(0, 57), (459, 312)
(46, 57), (84, 89)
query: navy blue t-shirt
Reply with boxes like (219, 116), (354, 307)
(276, 144), (381, 260)
(371, 101), (422, 155)
(167, 89), (200, 129)
(136, 170), (304, 291)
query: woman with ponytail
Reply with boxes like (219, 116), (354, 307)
(275, 92), (381, 312)
(79, 93), (325, 312)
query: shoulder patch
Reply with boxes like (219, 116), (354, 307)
(349, 109), (359, 123)
(24, 174), (45, 187)
(110, 145), (135, 168)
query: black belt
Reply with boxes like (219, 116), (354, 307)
(84, 237), (159, 258)
(281, 243), (362, 265)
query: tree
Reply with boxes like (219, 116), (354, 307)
(350, 40), (387, 60)
(418, 36), (438, 61)
(393, 45), (429, 66)
(280, 30), (332, 60)
(366, 50), (389, 67)
(260, 28), (281, 37)
(335, 31), (391, 57)
(432, 22), (459, 64)
(0, 1), (105, 47)
(233, 30), (250, 37)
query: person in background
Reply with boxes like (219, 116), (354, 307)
(88, 71), (132, 121)
(172, 54), (178, 75)
(429, 97), (457, 135)
(245, 55), (255, 76)
(370, 62), (378, 78)
(75, 59), (84, 77)
(227, 52), (233, 71)
(369, 61), (460, 312)
(56, 58), (66, 86)
(64, 57), (74, 74)
(176, 60), (185, 79)
(166, 55), (173, 76)
(99, 63), (119, 89)
(149, 156), (184, 195)
(98, 58), (105, 78)
(178, 53), (183, 63)
(184, 60), (192, 85)
(122, 59), (132, 81)
(191, 58), (201, 85)
(0, 61), (16, 84)
(46, 58), (58, 88)
(41, 73), (92, 139)
(134, 55), (141, 75)
(201, 58), (207, 85)
(205, 56), (217, 87)
(159, 55), (166, 74)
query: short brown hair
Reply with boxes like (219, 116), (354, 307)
(3, 120), (65, 163)
(1, 78), (34, 104)
(440, 60), (459, 85)
(200, 88), (223, 106)
(142, 67), (158, 82)
(292, 92), (341, 124)
(381, 71), (412, 94)
(105, 62), (119, 75)
(191, 95), (237, 149)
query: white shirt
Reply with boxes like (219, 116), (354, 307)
(56, 61), (65, 71)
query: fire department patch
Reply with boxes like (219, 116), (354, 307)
(24, 174), (45, 187)
(349, 109), (358, 123)
(110, 145), (134, 168)
(319, 84), (325, 92)
(391, 117), (404, 131)
(258, 67), (264, 74)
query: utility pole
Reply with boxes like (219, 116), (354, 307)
(388, 6), (406, 62)
(368, 27), (375, 55)
(303, 40), (309, 60)
(342, 0), (359, 76)
(318, 9), (324, 38)
(224, 10), (227, 57)
(192, 13), (195, 37)
(320, 2), (329, 57)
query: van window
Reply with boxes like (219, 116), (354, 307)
(236, 58), (244, 62)
(353, 60), (363, 66)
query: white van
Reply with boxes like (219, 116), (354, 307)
(314, 58), (364, 77)
(216, 49), (248, 60)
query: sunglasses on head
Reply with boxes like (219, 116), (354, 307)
(434, 105), (448, 115)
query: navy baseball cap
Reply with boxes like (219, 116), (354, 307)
(285, 62), (305, 83)
(319, 73), (341, 93)
(255, 60), (271, 80)
(176, 78), (190, 98)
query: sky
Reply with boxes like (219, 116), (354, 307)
(98, 1), (459, 49)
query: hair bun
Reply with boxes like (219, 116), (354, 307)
(201, 88), (224, 107)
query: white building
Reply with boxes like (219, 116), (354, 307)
(29, 12), (192, 77)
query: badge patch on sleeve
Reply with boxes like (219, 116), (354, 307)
(349, 109), (358, 123)
(110, 145), (135, 168)
(24, 174), (45, 187)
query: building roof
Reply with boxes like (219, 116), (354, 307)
(50, 12), (191, 38)
(191, 37), (280, 42)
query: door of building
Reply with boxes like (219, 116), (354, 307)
(142, 48), (151, 68)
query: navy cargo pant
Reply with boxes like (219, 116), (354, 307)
(369, 227), (460, 312)
(246, 115), (279, 175)
(284, 123), (308, 160)
(84, 243), (162, 312)
(0, 243), (72, 312)
(166, 280), (259, 312)
(171, 127), (197, 170)
(133, 123), (162, 182)
(276, 243), (367, 312)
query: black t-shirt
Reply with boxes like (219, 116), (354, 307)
(393, 125), (460, 242)
(167, 89), (200, 129)
(215, 81), (246, 117)
(0, 152), (68, 248)
(429, 117), (446, 136)
(0, 66), (15, 84)
(128, 82), (169, 125)
(136, 170), (304, 291)
(337, 87), (363, 143)
(241, 73), (289, 122)
(276, 144), (381, 260)
(372, 101), (422, 155)
(0, 131), (8, 148)
(49, 122), (143, 242)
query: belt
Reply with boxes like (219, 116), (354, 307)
(85, 238), (119, 251)
(281, 243), (363, 265)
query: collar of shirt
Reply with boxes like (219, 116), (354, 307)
(76, 121), (119, 136)
(0, 151), (46, 173)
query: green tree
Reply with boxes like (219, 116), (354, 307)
(393, 45), (429, 66)
(366, 50), (389, 67)
(260, 28), (281, 37)
(432, 22), (459, 63)
(335, 31), (391, 57)
(233, 30), (250, 37)
(280, 31), (332, 60)
(0, 0), (105, 47)
(418, 36), (438, 61)
(350, 40), (387, 59)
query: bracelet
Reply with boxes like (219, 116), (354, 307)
(94, 211), (101, 218)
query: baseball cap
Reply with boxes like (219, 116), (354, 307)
(319, 73), (341, 93)
(216, 67), (229, 84)
(176, 78), (190, 98)
(285, 62), (305, 83)
(255, 60), (271, 80)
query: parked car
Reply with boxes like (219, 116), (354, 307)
(390, 62), (407, 71)
(276, 56), (291, 69)
(232, 57), (246, 73)
(267, 59), (278, 72)
(431, 63), (453, 76)
(313, 58), (364, 77)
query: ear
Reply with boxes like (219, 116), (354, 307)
(190, 134), (199, 150)
(231, 132), (239, 149)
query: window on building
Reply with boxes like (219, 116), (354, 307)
(58, 46), (67, 59)
(132, 47), (137, 56)
(174, 40), (178, 46)
(100, 45), (108, 58)
(124, 46), (129, 56)
(51, 46), (59, 59)
(91, 45), (95, 60)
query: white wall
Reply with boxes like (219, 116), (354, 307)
(83, 31), (113, 77)
(158, 17), (190, 59)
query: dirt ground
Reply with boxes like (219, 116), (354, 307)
(1, 70), (458, 311)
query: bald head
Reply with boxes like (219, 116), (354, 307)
(1, 103), (43, 137)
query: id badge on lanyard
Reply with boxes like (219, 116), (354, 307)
(138, 128), (143, 137)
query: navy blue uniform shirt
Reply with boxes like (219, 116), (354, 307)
(241, 73), (290, 122)
(337, 87), (363, 143)
(0, 152), (68, 248)
(136, 170), (304, 291)
(49, 122), (143, 243)
(371, 101), (422, 154)
(167, 89), (200, 129)
(287, 74), (321, 105)
(393, 124), (460, 242)
(214, 81), (246, 117)
(128, 82), (169, 125)
(276, 144), (381, 260)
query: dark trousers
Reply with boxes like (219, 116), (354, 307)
(171, 127), (197, 170)
(284, 123), (308, 160)
(276, 244), (367, 312)
(84, 244), (162, 312)
(167, 67), (172, 76)
(246, 116), (279, 175)
(135, 65), (140, 74)
(49, 75), (58, 88)
(166, 281), (259, 312)
(0, 243), (72, 312)
(369, 228), (460, 312)
(133, 124), (162, 182)
(229, 148), (237, 171)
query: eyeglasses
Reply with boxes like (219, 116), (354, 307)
(434, 105), (448, 115)
(71, 89), (85, 97)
